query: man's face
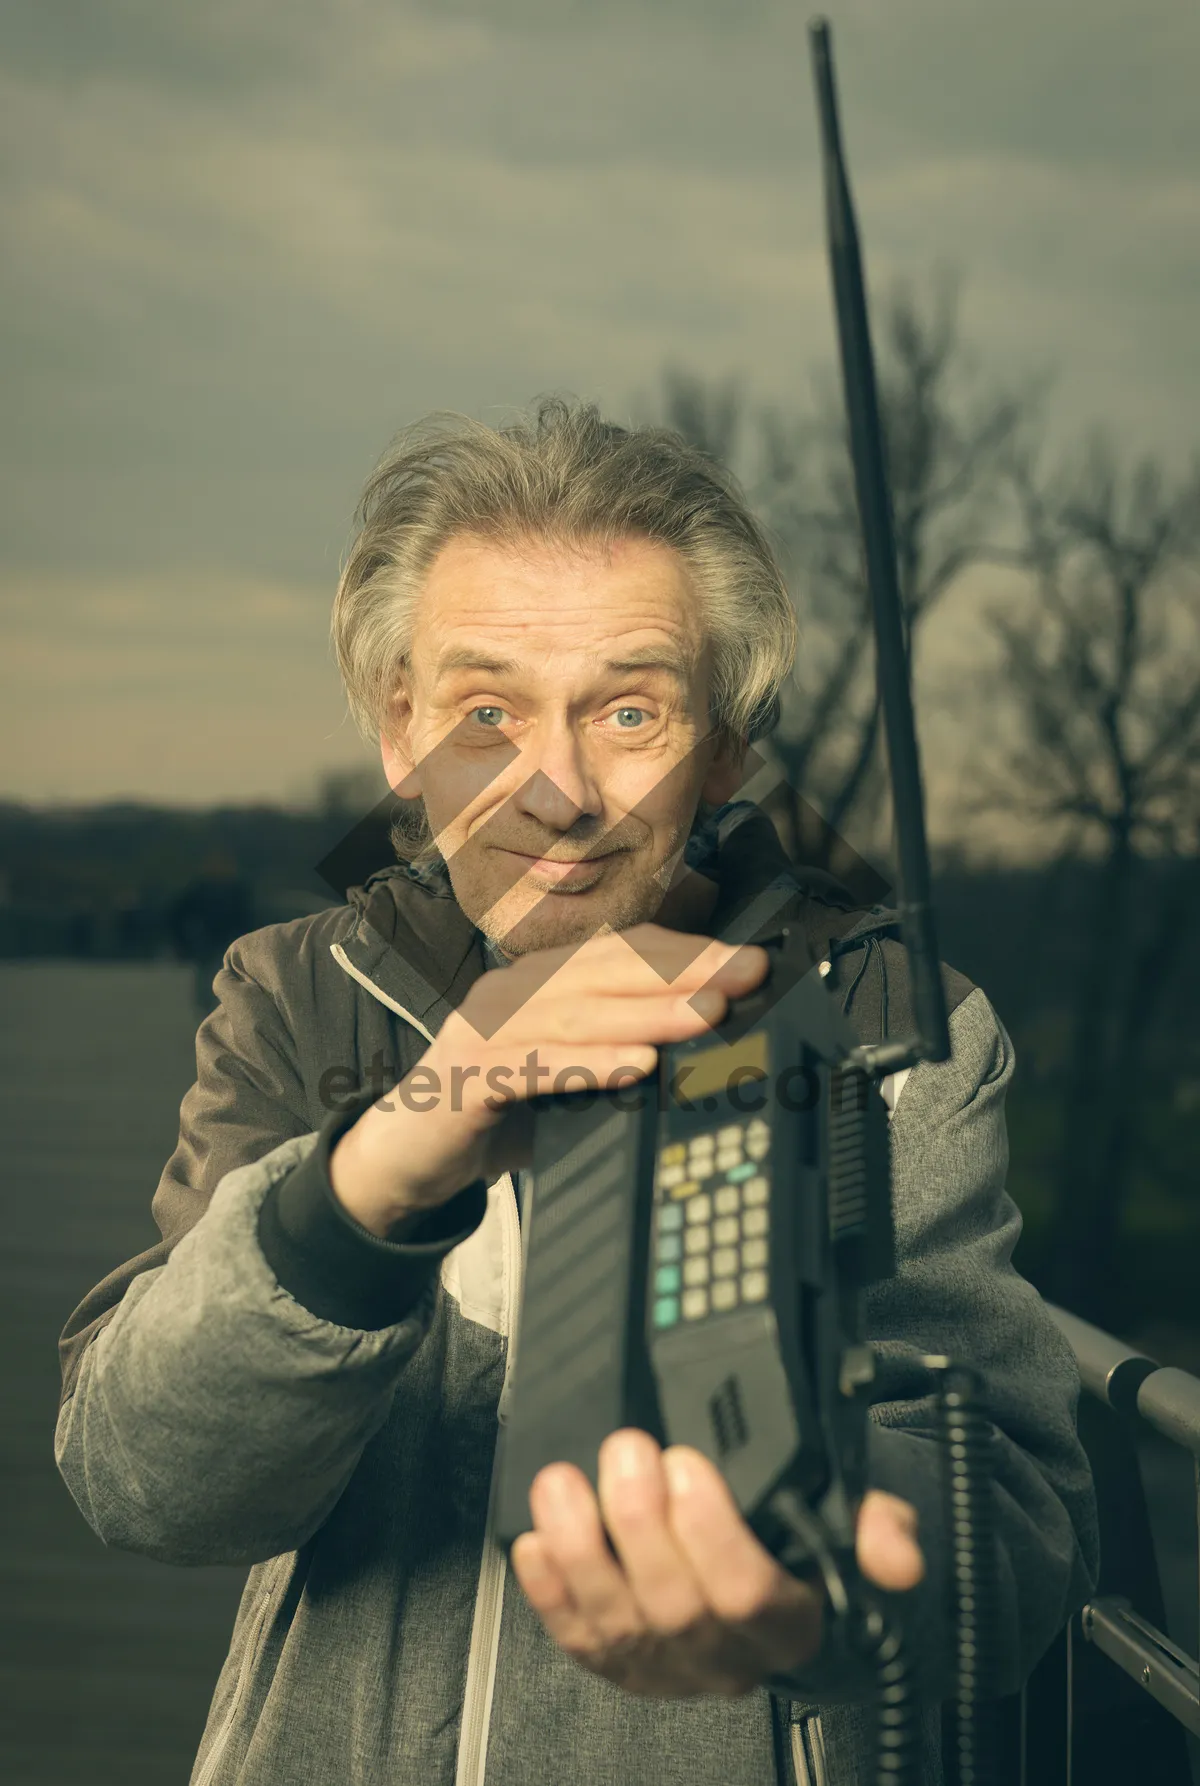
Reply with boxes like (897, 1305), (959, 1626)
(382, 532), (743, 957)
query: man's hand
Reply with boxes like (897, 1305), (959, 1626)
(510, 1427), (924, 1699)
(330, 925), (768, 1236)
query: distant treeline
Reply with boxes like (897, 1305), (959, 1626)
(2, 798), (1197, 1332)
(0, 797), (385, 956)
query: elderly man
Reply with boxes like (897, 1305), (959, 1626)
(56, 398), (1098, 1786)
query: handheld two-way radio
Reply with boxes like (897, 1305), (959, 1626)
(494, 935), (895, 1590)
(495, 21), (999, 1786)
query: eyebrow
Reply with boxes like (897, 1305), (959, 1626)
(433, 644), (694, 683)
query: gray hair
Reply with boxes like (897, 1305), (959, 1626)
(331, 395), (797, 860)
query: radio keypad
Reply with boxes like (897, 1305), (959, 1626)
(651, 1117), (772, 1328)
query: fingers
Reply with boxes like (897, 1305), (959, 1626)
(517, 1435), (829, 1695)
(523, 1463), (646, 1654)
(596, 1430), (709, 1635)
(855, 1490), (925, 1591)
(660, 1446), (796, 1626)
(482, 929), (768, 1015)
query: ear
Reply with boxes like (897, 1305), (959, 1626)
(380, 675), (422, 798)
(699, 730), (748, 807)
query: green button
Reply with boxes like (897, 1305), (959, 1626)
(653, 1296), (680, 1329)
(656, 1234), (682, 1263)
(655, 1265), (681, 1294)
(727, 1161), (757, 1182)
(658, 1205), (684, 1232)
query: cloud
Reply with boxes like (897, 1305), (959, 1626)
(0, 0), (1196, 808)
(0, 569), (373, 804)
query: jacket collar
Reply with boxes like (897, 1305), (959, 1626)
(337, 800), (899, 1032)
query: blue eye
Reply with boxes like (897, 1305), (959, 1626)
(612, 707), (646, 728)
(471, 706), (507, 727)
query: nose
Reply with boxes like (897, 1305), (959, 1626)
(511, 721), (604, 833)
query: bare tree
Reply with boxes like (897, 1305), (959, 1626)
(657, 273), (1032, 884)
(974, 434), (1200, 1323)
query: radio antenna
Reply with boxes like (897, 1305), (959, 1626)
(808, 17), (950, 1071)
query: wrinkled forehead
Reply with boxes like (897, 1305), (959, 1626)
(408, 532), (712, 693)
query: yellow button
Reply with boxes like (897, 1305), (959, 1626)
(661, 1143), (686, 1165)
(669, 1178), (700, 1201)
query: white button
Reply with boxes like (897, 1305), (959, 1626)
(741, 1270), (769, 1302)
(711, 1246), (739, 1278)
(689, 1134), (715, 1154)
(714, 1186), (740, 1216)
(747, 1119), (769, 1141)
(685, 1193), (712, 1224)
(742, 1207), (769, 1238)
(659, 1164), (685, 1188)
(743, 1176), (769, 1206)
(818, 959), (831, 978)
(682, 1255), (710, 1286)
(715, 1149), (741, 1173)
(682, 1288), (709, 1320)
(711, 1279), (738, 1312)
(717, 1125), (742, 1146)
(684, 1225), (710, 1255)
(713, 1215), (740, 1246)
(746, 1135), (770, 1160)
(741, 1238), (768, 1269)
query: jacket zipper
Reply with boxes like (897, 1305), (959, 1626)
(330, 941), (521, 1786)
(791, 1713), (828, 1786)
(192, 1579), (276, 1786)
(454, 1170), (521, 1786)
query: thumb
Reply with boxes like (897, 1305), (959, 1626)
(855, 1489), (925, 1592)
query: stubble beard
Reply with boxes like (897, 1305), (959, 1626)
(452, 839), (686, 961)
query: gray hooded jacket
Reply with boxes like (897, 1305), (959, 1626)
(55, 807), (1100, 1786)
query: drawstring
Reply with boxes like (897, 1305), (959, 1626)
(879, 939), (889, 1040)
(834, 932), (875, 1017)
(830, 921), (895, 1042)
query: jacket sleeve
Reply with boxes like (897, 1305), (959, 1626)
(771, 987), (1100, 1707)
(54, 930), (486, 1566)
(56, 934), (316, 1408)
(53, 1127), (486, 1566)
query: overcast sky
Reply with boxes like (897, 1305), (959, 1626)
(2, 0), (1197, 829)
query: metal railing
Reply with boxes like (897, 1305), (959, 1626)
(1041, 1302), (1200, 1783)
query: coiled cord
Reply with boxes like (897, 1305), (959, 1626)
(928, 1358), (998, 1786)
(844, 1596), (922, 1786)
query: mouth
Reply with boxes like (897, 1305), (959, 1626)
(495, 847), (618, 886)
